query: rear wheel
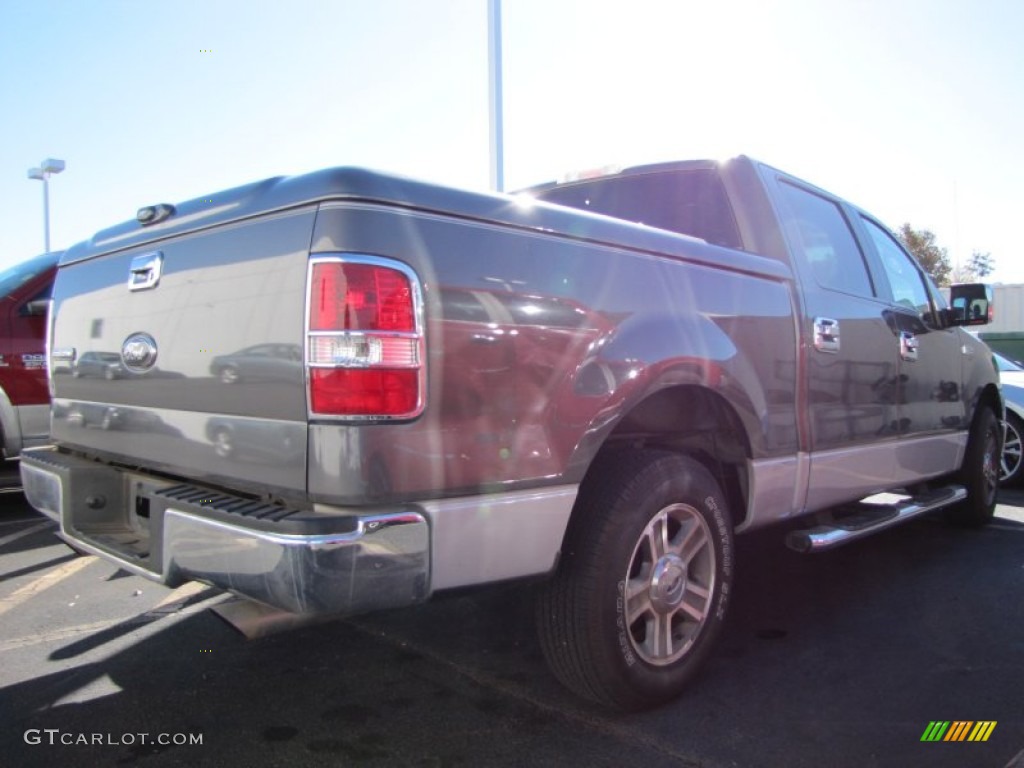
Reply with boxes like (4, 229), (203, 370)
(946, 406), (1000, 527)
(536, 450), (734, 711)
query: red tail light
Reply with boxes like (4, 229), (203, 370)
(307, 257), (424, 419)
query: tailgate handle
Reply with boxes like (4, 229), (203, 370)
(128, 252), (163, 291)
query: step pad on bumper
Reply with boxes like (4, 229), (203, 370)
(154, 485), (358, 535)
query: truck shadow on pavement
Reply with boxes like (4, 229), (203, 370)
(1, 512), (1022, 768)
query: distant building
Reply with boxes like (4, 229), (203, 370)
(985, 284), (1024, 334)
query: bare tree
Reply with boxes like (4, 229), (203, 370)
(949, 250), (995, 284)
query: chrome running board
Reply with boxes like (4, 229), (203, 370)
(786, 485), (967, 553)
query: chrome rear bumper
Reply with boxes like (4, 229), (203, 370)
(19, 448), (429, 615)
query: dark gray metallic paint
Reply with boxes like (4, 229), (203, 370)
(26, 155), (1003, 619)
(305, 202), (798, 504)
(50, 208), (314, 497)
(45, 158), (999, 512)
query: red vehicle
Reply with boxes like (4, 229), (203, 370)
(0, 252), (58, 478)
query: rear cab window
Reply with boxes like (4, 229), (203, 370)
(532, 169), (743, 249)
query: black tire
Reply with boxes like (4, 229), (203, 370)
(536, 450), (734, 711)
(946, 406), (1001, 527)
(1000, 411), (1024, 487)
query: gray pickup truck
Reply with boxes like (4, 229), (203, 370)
(21, 157), (1001, 710)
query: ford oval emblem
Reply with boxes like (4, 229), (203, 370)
(121, 333), (158, 372)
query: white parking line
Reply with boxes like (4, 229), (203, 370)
(0, 602), (217, 653)
(0, 520), (54, 549)
(153, 580), (213, 608)
(0, 556), (96, 618)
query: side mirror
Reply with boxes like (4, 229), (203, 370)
(21, 298), (51, 317)
(949, 283), (993, 326)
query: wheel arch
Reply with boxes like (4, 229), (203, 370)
(573, 384), (752, 533)
(974, 383), (1003, 429)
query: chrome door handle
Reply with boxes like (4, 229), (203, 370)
(900, 331), (919, 362)
(813, 317), (840, 353)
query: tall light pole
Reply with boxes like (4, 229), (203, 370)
(488, 0), (504, 192)
(27, 158), (65, 253)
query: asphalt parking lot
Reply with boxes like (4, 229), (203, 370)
(1, 488), (1023, 768)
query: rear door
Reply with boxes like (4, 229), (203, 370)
(767, 173), (901, 512)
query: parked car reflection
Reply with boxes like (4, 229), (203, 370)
(204, 416), (304, 465)
(58, 402), (183, 436)
(71, 351), (126, 380)
(210, 344), (302, 384)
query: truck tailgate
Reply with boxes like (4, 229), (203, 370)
(49, 207), (316, 497)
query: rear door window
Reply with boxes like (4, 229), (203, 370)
(776, 181), (875, 298)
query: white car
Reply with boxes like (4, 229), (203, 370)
(995, 352), (1024, 486)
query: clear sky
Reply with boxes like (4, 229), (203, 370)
(2, 0), (1022, 281)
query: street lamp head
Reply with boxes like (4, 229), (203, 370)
(27, 167), (45, 180)
(40, 158), (65, 175)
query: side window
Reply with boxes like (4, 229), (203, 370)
(777, 181), (875, 298)
(861, 218), (934, 321)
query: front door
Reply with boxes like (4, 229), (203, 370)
(858, 216), (966, 479)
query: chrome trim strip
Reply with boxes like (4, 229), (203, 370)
(421, 484), (578, 590)
(745, 432), (969, 531)
(804, 433), (967, 515)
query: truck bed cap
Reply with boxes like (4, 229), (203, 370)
(61, 166), (791, 283)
